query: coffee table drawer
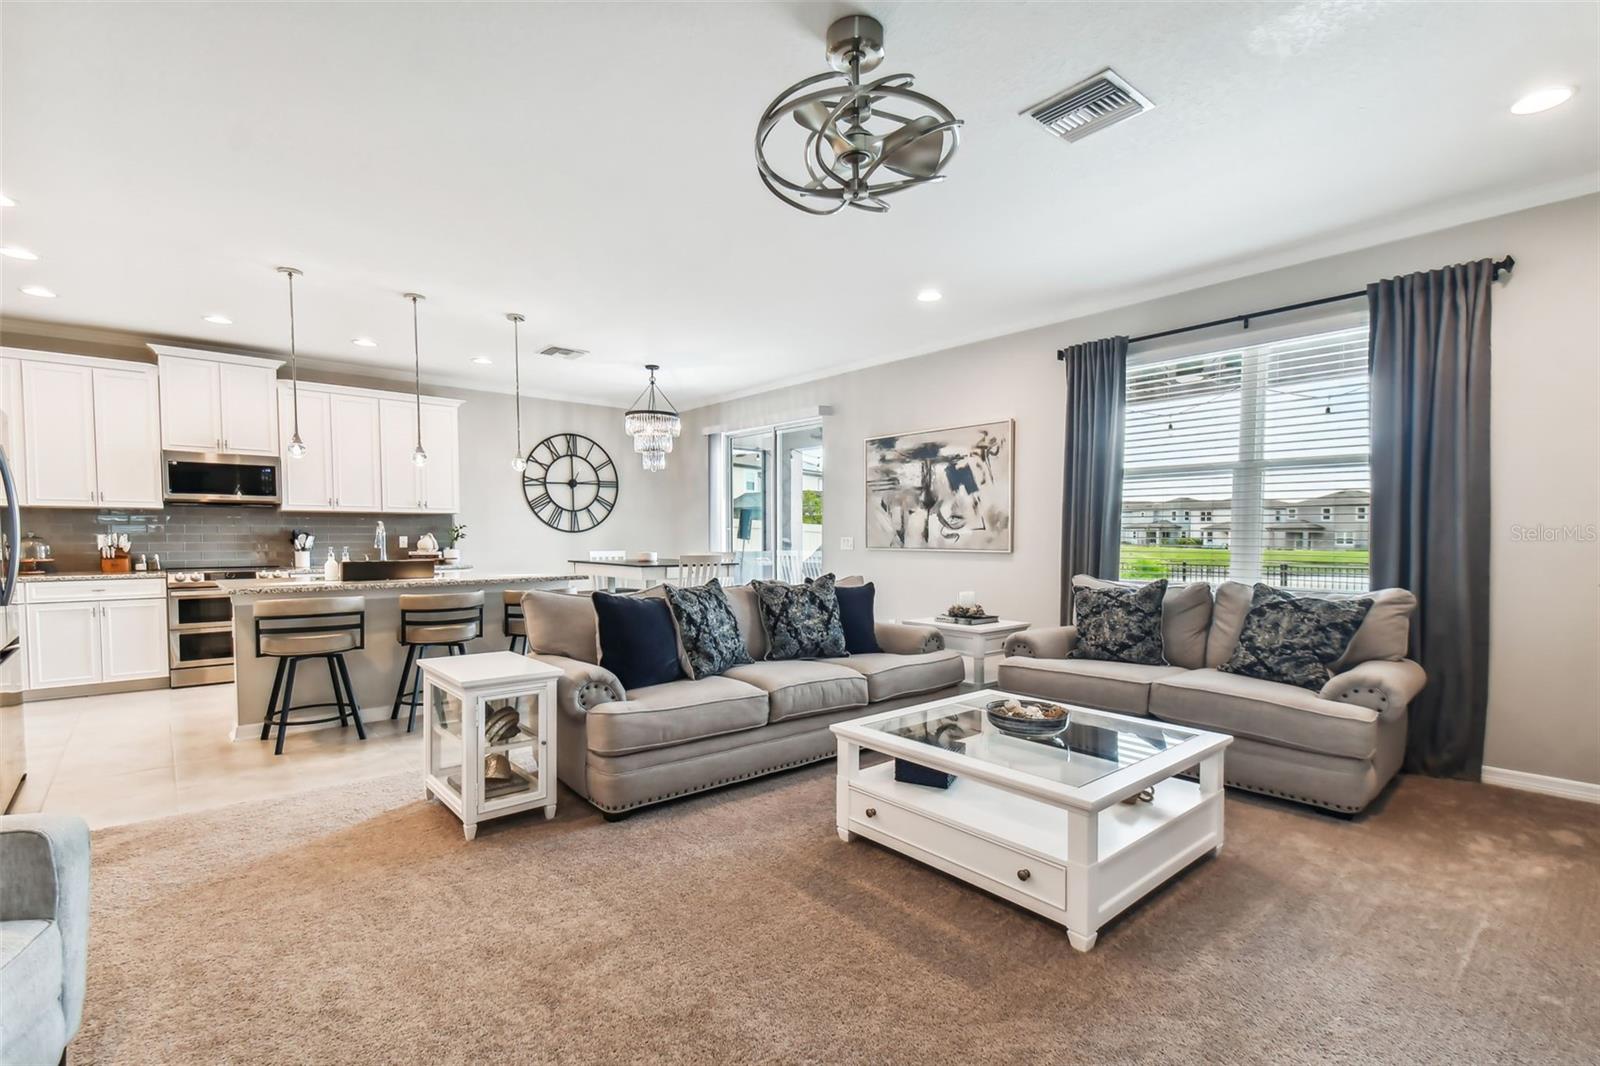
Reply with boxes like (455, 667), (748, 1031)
(849, 789), (1066, 908)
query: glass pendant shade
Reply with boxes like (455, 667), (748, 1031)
(510, 454), (527, 472)
(412, 444), (429, 468)
(624, 364), (680, 473)
(287, 433), (307, 459)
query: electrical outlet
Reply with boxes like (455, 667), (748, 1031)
(398, 535), (409, 549)
(840, 536), (854, 550)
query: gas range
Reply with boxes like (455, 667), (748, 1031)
(165, 565), (261, 686)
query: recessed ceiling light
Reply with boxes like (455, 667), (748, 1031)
(1511, 86), (1575, 115)
(202, 314), (233, 325)
(351, 337), (378, 347)
(0, 246), (38, 261)
(471, 355), (494, 365)
(20, 285), (56, 298)
(916, 289), (943, 303)
(0, 193), (14, 208)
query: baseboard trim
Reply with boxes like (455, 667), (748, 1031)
(1481, 766), (1600, 804)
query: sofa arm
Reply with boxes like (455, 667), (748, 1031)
(0, 814), (90, 1039)
(876, 622), (944, 655)
(1320, 658), (1427, 714)
(533, 654), (626, 715)
(1004, 625), (1078, 659)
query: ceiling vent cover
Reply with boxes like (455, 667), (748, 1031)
(538, 345), (589, 361)
(1022, 68), (1153, 143)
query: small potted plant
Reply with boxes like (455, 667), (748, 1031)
(442, 523), (467, 564)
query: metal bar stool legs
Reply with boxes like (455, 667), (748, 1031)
(253, 596), (368, 755)
(391, 591), (486, 734)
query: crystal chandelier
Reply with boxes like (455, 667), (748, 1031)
(624, 364), (680, 472)
(755, 14), (962, 215)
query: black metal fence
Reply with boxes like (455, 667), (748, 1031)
(1131, 560), (1371, 592)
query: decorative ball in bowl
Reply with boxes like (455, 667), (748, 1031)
(985, 697), (1071, 739)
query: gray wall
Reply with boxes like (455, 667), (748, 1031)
(670, 194), (1600, 787)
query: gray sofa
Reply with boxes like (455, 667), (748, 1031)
(1, 814), (90, 1065)
(997, 576), (1426, 813)
(522, 582), (967, 816)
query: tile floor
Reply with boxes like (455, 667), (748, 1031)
(8, 684), (420, 829)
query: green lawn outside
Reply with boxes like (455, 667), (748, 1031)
(1120, 545), (1370, 567)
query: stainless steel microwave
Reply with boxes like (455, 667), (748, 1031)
(163, 452), (280, 506)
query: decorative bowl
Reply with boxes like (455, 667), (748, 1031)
(985, 698), (1071, 739)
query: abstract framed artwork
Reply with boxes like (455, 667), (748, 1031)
(864, 419), (1013, 552)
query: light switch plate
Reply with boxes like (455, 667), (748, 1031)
(840, 536), (854, 550)
(398, 535), (409, 548)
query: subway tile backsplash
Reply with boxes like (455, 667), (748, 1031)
(19, 506), (455, 572)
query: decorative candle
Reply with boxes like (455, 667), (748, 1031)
(958, 591), (976, 608)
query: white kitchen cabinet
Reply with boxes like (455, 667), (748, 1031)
(91, 365), (163, 508)
(20, 360), (98, 507)
(25, 602), (102, 690)
(380, 397), (461, 513)
(151, 346), (282, 455)
(330, 393), (382, 511)
(99, 598), (170, 683)
(278, 386), (333, 511)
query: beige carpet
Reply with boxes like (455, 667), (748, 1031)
(76, 766), (1598, 1065)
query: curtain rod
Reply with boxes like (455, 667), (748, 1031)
(1057, 255), (1515, 357)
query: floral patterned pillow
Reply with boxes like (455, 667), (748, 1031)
(1220, 584), (1373, 691)
(1069, 580), (1168, 666)
(751, 575), (848, 660)
(664, 579), (752, 679)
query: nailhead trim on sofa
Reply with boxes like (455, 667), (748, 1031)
(590, 748), (837, 813)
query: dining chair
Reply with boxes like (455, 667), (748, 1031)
(674, 553), (729, 587)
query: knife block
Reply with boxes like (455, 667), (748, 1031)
(100, 554), (132, 573)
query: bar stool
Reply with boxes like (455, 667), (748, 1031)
(254, 596), (368, 756)
(504, 589), (528, 654)
(390, 590), (485, 732)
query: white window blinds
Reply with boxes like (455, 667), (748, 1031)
(1119, 324), (1371, 591)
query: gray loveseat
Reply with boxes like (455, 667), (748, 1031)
(522, 581), (967, 816)
(1, 814), (90, 1065)
(997, 576), (1425, 813)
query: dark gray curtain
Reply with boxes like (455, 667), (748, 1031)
(1059, 336), (1128, 622)
(1368, 260), (1494, 779)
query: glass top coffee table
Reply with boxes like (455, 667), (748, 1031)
(830, 691), (1231, 951)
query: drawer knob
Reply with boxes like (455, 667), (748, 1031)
(1017, 868), (1031, 882)
(864, 807), (877, 818)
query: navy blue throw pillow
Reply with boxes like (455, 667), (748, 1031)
(592, 591), (684, 691)
(835, 582), (881, 655)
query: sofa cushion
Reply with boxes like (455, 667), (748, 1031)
(1333, 587), (1417, 669)
(838, 650), (964, 703)
(1150, 669), (1382, 760)
(663, 579), (752, 679)
(1070, 579), (1167, 665)
(722, 584), (769, 661)
(723, 660), (868, 722)
(752, 575), (847, 659)
(996, 658), (1188, 716)
(834, 582), (881, 655)
(1219, 584), (1373, 691)
(592, 591), (685, 691)
(1205, 580), (1253, 667)
(1072, 575), (1213, 669)
(0, 919), (63, 1037)
(523, 589), (600, 664)
(584, 676), (768, 756)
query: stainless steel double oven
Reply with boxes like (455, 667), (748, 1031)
(167, 568), (258, 687)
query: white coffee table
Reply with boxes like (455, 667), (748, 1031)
(831, 691), (1231, 950)
(901, 617), (1030, 686)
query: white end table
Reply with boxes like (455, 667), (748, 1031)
(419, 652), (561, 840)
(902, 617), (1030, 687)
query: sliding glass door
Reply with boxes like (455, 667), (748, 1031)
(724, 421), (823, 583)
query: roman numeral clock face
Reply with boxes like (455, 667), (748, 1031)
(522, 433), (618, 532)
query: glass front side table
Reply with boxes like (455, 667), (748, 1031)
(419, 651), (562, 840)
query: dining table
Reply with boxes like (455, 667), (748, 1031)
(567, 557), (737, 591)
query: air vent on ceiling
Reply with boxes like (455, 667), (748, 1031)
(1022, 68), (1153, 143)
(538, 345), (589, 361)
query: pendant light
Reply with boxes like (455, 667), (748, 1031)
(403, 292), (428, 467)
(277, 266), (307, 459)
(507, 313), (526, 472)
(624, 363), (680, 472)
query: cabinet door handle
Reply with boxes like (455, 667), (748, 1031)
(864, 807), (876, 818)
(1016, 868), (1031, 882)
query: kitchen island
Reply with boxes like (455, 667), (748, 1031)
(222, 572), (572, 738)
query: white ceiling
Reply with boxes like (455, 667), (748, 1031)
(1, 2), (1595, 408)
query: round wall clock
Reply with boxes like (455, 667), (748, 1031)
(521, 433), (618, 532)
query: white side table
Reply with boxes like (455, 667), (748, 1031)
(419, 651), (561, 840)
(901, 617), (1031, 687)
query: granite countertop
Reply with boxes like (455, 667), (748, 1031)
(218, 573), (572, 595)
(18, 570), (167, 582)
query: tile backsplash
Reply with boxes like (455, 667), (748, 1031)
(19, 506), (455, 572)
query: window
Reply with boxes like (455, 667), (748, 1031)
(1119, 323), (1370, 591)
(713, 421), (824, 582)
